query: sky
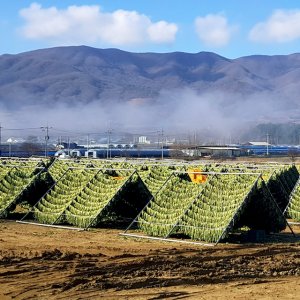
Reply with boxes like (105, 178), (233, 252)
(1, 1), (300, 58)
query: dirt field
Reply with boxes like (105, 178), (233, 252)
(0, 221), (300, 300)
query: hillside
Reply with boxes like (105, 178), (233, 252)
(1, 46), (299, 107)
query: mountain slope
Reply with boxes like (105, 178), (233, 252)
(0, 46), (299, 107)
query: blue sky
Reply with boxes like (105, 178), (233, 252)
(2, 1), (300, 58)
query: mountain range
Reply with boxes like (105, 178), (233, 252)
(1, 46), (300, 108)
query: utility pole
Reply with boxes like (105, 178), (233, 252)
(41, 125), (51, 158)
(67, 136), (71, 156)
(7, 138), (12, 157)
(87, 134), (90, 152)
(161, 129), (164, 160)
(106, 128), (112, 159)
(266, 133), (269, 156)
(0, 123), (2, 157)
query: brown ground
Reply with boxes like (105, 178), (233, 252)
(0, 221), (300, 300)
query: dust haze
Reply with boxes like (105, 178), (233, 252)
(0, 88), (299, 143)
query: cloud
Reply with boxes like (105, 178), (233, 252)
(249, 9), (300, 43)
(147, 21), (178, 44)
(19, 3), (178, 46)
(194, 14), (236, 47)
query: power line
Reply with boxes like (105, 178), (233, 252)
(2, 127), (42, 131)
(51, 128), (106, 135)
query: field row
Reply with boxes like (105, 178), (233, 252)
(0, 158), (299, 243)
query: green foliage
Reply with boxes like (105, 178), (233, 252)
(266, 165), (299, 212)
(138, 174), (203, 238)
(0, 159), (298, 244)
(34, 167), (98, 224)
(287, 176), (300, 221)
(0, 161), (43, 218)
(64, 171), (129, 227)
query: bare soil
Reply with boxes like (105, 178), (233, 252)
(0, 221), (300, 300)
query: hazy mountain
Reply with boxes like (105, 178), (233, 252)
(1, 46), (299, 107)
(0, 46), (300, 143)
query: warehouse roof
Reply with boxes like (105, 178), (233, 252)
(246, 142), (270, 146)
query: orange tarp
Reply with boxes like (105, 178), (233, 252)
(188, 168), (208, 184)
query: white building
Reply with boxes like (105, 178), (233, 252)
(138, 136), (150, 144)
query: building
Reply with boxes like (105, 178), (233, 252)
(183, 146), (243, 157)
(137, 136), (150, 144)
(244, 142), (270, 146)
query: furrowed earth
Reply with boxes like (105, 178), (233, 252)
(0, 221), (300, 299)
